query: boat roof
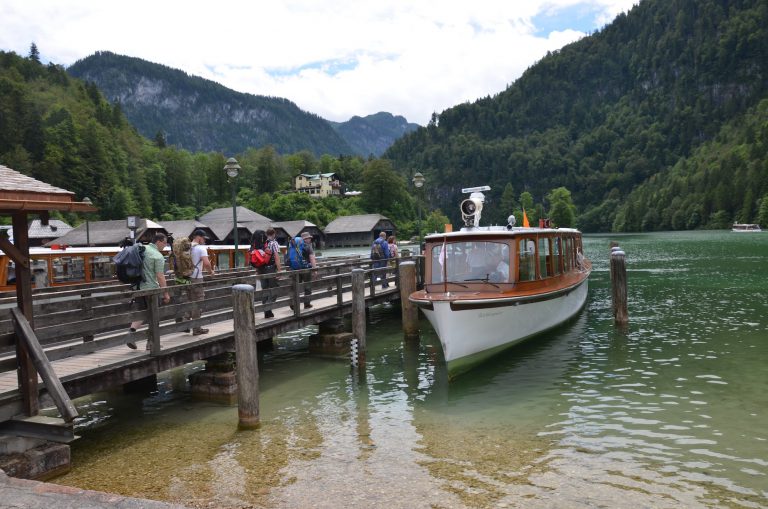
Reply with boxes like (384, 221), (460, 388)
(425, 226), (581, 240)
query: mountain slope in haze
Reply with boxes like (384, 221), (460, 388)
(385, 0), (768, 231)
(67, 51), (353, 156)
(329, 112), (420, 157)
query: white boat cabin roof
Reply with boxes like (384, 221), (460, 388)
(425, 226), (580, 240)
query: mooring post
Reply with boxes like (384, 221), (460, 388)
(351, 269), (366, 365)
(611, 248), (628, 325)
(398, 261), (419, 340)
(232, 284), (260, 429)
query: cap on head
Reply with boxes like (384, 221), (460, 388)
(301, 231), (312, 240)
(192, 229), (207, 238)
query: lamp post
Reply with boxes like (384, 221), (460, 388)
(224, 157), (241, 267)
(82, 197), (92, 246)
(412, 172), (425, 254)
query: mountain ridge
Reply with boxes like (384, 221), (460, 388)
(67, 51), (418, 157)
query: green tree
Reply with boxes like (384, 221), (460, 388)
(547, 187), (576, 228)
(361, 159), (410, 219)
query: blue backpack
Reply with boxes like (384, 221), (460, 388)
(285, 236), (311, 270)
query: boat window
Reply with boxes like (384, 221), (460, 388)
(564, 236), (573, 271)
(52, 256), (85, 284)
(430, 240), (510, 283)
(89, 255), (114, 281)
(552, 237), (562, 275)
(539, 238), (551, 278)
(31, 259), (49, 288)
(518, 238), (536, 282)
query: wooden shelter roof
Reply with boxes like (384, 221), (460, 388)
(199, 206), (272, 224)
(0, 164), (96, 213)
(44, 219), (165, 246)
(323, 214), (392, 234)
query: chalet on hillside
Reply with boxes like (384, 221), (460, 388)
(46, 219), (166, 247)
(323, 214), (396, 248)
(294, 173), (342, 198)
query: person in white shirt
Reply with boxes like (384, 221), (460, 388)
(189, 229), (213, 335)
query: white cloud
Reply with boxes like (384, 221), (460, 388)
(0, 0), (637, 125)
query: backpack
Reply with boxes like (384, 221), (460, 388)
(114, 244), (145, 286)
(250, 244), (271, 267)
(249, 230), (272, 268)
(285, 236), (311, 270)
(171, 237), (194, 281)
(371, 241), (384, 260)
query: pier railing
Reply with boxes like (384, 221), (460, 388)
(0, 255), (410, 418)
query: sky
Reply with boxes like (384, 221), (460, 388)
(1, 0), (638, 126)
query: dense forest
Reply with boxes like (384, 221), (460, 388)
(385, 0), (768, 231)
(0, 48), (458, 237)
(3, 0), (767, 234)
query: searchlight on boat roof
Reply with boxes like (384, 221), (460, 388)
(460, 185), (491, 229)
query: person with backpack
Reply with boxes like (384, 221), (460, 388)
(126, 233), (171, 349)
(285, 231), (317, 309)
(371, 231), (391, 288)
(189, 229), (213, 335)
(251, 228), (281, 318)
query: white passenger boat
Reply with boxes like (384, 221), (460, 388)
(409, 186), (591, 377)
(731, 223), (762, 232)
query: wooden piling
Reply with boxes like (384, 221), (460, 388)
(232, 284), (260, 429)
(351, 269), (366, 364)
(398, 261), (419, 339)
(610, 249), (628, 325)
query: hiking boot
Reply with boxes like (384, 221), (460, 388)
(304, 303), (313, 309)
(265, 310), (275, 319)
(127, 341), (137, 350)
(127, 329), (137, 349)
(192, 328), (209, 336)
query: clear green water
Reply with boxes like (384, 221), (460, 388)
(53, 231), (768, 508)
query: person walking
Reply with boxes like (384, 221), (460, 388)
(371, 231), (391, 288)
(257, 228), (281, 318)
(127, 233), (171, 349)
(189, 229), (213, 335)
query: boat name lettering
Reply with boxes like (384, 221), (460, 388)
(478, 311), (502, 318)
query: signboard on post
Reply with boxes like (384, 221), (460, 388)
(126, 215), (140, 241)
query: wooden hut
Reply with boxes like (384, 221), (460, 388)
(273, 220), (324, 247)
(323, 214), (396, 248)
(0, 164), (95, 421)
(45, 219), (167, 247)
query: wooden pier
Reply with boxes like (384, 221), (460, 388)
(0, 256), (410, 442)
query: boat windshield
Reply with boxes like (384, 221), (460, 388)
(430, 240), (510, 284)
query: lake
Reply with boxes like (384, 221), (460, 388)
(53, 230), (768, 508)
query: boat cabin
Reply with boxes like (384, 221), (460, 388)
(424, 228), (585, 293)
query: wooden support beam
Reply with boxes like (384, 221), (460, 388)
(11, 212), (37, 416)
(398, 261), (419, 340)
(611, 249), (628, 325)
(351, 269), (366, 365)
(232, 284), (259, 429)
(11, 308), (78, 422)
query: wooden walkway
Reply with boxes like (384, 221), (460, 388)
(0, 257), (406, 424)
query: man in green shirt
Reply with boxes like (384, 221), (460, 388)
(128, 233), (171, 349)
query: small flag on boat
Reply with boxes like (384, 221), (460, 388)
(523, 208), (530, 228)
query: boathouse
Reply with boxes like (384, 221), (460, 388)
(323, 214), (396, 248)
(273, 220), (324, 248)
(159, 220), (217, 243)
(45, 219), (166, 247)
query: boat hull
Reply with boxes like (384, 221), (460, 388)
(420, 279), (589, 376)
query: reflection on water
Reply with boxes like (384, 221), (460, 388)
(53, 232), (768, 508)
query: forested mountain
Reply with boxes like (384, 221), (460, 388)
(386, 0), (768, 231)
(67, 51), (353, 157)
(0, 49), (419, 233)
(329, 112), (420, 157)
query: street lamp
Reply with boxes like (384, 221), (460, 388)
(82, 197), (92, 246)
(412, 172), (425, 253)
(224, 157), (241, 267)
